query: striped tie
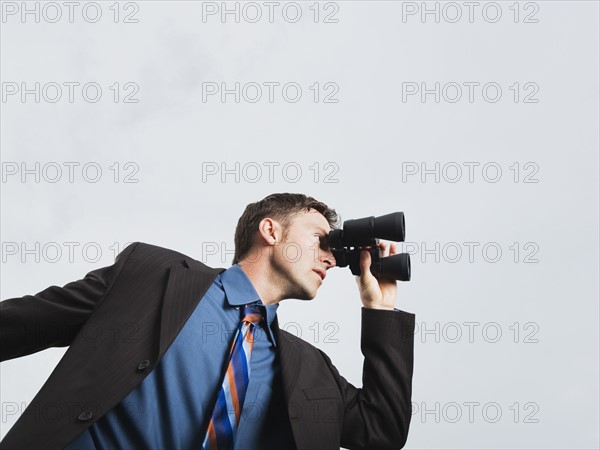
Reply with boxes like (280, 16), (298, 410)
(201, 304), (265, 450)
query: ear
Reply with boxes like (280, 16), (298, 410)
(258, 217), (283, 245)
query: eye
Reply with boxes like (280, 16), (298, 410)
(317, 235), (330, 251)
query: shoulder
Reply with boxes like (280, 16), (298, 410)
(119, 241), (225, 274)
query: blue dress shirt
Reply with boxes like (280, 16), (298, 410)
(64, 264), (295, 450)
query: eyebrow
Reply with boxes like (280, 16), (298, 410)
(315, 227), (329, 235)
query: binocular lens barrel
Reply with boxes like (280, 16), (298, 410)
(333, 212), (405, 247)
(329, 212), (411, 282)
(377, 253), (411, 281)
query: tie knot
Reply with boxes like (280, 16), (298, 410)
(242, 304), (265, 325)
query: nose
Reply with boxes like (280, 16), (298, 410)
(322, 249), (336, 269)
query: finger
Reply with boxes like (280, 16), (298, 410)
(360, 248), (370, 271)
(389, 242), (398, 256)
(378, 240), (389, 258)
(355, 248), (374, 285)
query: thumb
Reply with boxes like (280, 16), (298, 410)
(359, 248), (372, 280)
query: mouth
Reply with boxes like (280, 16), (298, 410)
(313, 269), (326, 281)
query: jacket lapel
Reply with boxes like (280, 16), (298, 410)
(273, 315), (304, 398)
(157, 258), (225, 358)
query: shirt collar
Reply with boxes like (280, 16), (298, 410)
(220, 264), (279, 346)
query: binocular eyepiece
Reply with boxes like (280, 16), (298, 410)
(329, 212), (411, 281)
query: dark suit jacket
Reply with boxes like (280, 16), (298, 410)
(0, 242), (415, 450)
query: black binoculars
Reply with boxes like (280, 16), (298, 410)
(328, 212), (411, 281)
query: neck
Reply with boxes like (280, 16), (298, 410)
(237, 260), (283, 305)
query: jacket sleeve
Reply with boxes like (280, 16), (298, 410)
(0, 242), (139, 362)
(321, 307), (415, 450)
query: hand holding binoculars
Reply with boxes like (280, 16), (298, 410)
(328, 212), (411, 281)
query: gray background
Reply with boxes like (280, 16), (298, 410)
(1, 1), (598, 448)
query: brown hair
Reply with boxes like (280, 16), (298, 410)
(232, 193), (339, 264)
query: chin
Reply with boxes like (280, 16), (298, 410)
(293, 285), (318, 301)
(284, 274), (320, 301)
(294, 291), (316, 301)
(304, 292), (317, 301)
(305, 286), (320, 300)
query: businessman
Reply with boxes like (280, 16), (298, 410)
(0, 193), (415, 450)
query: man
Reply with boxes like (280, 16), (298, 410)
(0, 193), (415, 450)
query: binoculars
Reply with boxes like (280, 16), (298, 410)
(329, 212), (411, 281)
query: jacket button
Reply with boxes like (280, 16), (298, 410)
(77, 411), (93, 422)
(137, 360), (150, 371)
